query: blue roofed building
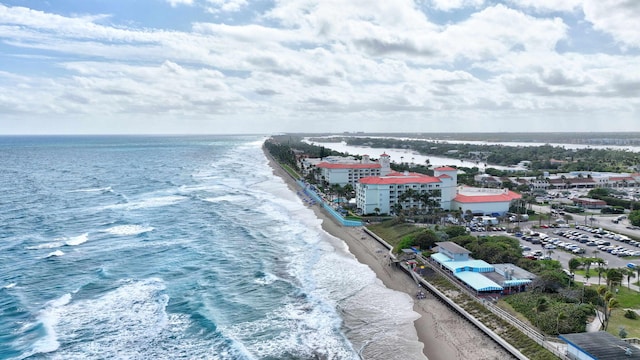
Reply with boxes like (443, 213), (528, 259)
(431, 241), (534, 295)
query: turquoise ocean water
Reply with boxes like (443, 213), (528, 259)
(0, 136), (424, 360)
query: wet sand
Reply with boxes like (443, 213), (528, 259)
(267, 155), (511, 360)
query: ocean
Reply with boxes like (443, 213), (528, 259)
(0, 136), (424, 360)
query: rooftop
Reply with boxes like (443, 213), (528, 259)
(436, 241), (471, 255)
(434, 166), (457, 171)
(454, 271), (503, 292)
(453, 188), (522, 204)
(359, 172), (441, 185)
(560, 332), (640, 360)
(317, 162), (381, 169)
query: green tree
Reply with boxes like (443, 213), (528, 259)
(623, 268), (636, 290)
(444, 225), (467, 238)
(533, 297), (549, 330)
(595, 286), (619, 331)
(629, 210), (640, 227)
(556, 311), (567, 335)
(413, 230), (439, 251)
(605, 268), (624, 289)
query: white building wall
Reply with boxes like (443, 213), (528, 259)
(565, 344), (595, 360)
(322, 168), (350, 186)
(356, 183), (391, 214)
(452, 201), (511, 216)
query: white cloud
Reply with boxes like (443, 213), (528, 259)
(0, 2), (638, 134)
(438, 5), (568, 60)
(583, 0), (640, 49)
(205, 0), (248, 13)
(429, 0), (485, 12)
(166, 0), (194, 7)
(507, 0), (582, 13)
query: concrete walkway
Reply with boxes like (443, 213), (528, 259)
(586, 310), (604, 332)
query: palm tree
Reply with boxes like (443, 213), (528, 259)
(596, 286), (619, 331)
(533, 297), (549, 330)
(624, 268), (636, 290)
(597, 267), (607, 285)
(605, 268), (623, 289)
(556, 311), (567, 335)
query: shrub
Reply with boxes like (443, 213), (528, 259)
(624, 310), (638, 320)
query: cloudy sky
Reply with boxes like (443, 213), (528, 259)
(1, 0), (639, 134)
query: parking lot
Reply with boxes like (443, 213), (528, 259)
(469, 220), (640, 271)
(517, 224), (640, 270)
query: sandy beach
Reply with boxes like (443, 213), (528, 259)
(266, 155), (512, 360)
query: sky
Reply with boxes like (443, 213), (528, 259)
(1, 0), (639, 135)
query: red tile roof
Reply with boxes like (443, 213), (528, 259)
(317, 162), (381, 169)
(454, 191), (522, 203)
(359, 172), (441, 185)
(434, 166), (457, 171)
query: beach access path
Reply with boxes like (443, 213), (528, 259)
(266, 154), (513, 360)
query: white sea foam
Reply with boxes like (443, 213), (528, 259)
(22, 278), (203, 359)
(104, 195), (186, 210)
(204, 194), (251, 203)
(26, 293), (72, 357)
(45, 250), (65, 258)
(26, 242), (63, 250)
(103, 224), (154, 236)
(254, 272), (278, 286)
(67, 186), (112, 193)
(4, 282), (16, 289)
(65, 233), (88, 246)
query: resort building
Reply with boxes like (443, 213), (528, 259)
(430, 242), (533, 295)
(304, 153), (391, 187)
(355, 166), (521, 216)
(355, 166), (457, 215)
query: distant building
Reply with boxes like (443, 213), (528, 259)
(573, 197), (607, 209)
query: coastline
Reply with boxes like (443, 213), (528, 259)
(265, 153), (512, 360)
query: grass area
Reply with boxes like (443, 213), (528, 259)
(280, 164), (300, 179)
(614, 285), (640, 308)
(607, 310), (640, 339)
(366, 221), (424, 247)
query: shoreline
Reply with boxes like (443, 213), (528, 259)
(265, 152), (512, 360)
